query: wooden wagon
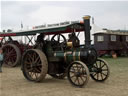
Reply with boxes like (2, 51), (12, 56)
(94, 29), (128, 57)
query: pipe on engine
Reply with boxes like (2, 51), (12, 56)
(83, 15), (91, 47)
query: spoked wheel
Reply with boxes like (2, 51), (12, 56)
(22, 49), (48, 82)
(67, 61), (89, 87)
(90, 58), (110, 82)
(2, 44), (21, 67)
(50, 73), (66, 79)
(51, 34), (66, 51)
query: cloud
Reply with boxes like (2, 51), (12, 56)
(29, 6), (72, 25)
(1, 1), (128, 31)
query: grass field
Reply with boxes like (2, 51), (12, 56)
(0, 57), (128, 96)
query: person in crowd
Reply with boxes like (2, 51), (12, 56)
(0, 48), (4, 73)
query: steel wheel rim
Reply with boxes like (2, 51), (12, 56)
(23, 50), (42, 81)
(67, 61), (89, 87)
(91, 59), (110, 81)
(3, 45), (17, 66)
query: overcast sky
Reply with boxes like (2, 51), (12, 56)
(1, 1), (128, 31)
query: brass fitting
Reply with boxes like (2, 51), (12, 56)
(83, 15), (91, 19)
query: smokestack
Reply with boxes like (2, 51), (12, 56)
(83, 15), (91, 47)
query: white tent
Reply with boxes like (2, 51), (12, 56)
(91, 24), (107, 44)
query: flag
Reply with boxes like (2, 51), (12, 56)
(21, 22), (23, 29)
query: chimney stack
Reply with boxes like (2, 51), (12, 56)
(83, 15), (91, 47)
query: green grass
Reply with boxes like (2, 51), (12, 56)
(102, 57), (128, 75)
(103, 57), (128, 67)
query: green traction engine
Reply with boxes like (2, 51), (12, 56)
(22, 16), (110, 87)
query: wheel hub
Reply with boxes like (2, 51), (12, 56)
(75, 72), (82, 77)
(31, 63), (37, 68)
(97, 68), (102, 73)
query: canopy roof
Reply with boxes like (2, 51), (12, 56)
(93, 29), (128, 36)
(0, 23), (84, 37)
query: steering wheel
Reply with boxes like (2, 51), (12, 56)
(51, 34), (66, 51)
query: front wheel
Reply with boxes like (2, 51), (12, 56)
(67, 61), (90, 87)
(90, 58), (110, 82)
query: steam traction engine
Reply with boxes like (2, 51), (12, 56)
(0, 15), (110, 87)
(21, 16), (110, 87)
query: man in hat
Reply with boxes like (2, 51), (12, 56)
(35, 33), (46, 50)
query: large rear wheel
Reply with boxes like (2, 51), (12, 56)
(22, 49), (48, 82)
(2, 44), (21, 67)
